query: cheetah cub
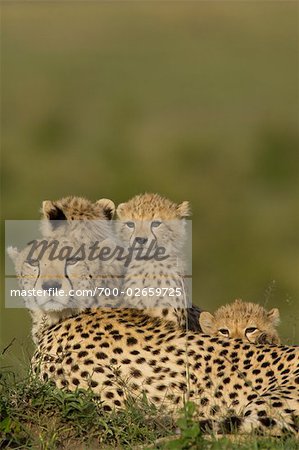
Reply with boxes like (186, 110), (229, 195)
(116, 192), (201, 330)
(199, 299), (280, 344)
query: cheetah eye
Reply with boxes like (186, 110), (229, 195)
(26, 259), (39, 267)
(151, 221), (162, 228)
(245, 327), (258, 334)
(218, 328), (229, 336)
(66, 257), (82, 266)
(126, 222), (135, 229)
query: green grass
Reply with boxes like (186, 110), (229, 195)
(1, 352), (298, 450)
(0, 366), (171, 449)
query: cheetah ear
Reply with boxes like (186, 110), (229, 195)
(42, 201), (67, 221)
(41, 201), (67, 232)
(7, 246), (19, 264)
(177, 201), (191, 218)
(267, 308), (280, 327)
(199, 311), (215, 334)
(96, 198), (115, 220)
(116, 203), (126, 219)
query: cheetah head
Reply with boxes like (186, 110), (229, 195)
(7, 238), (96, 313)
(40, 196), (116, 242)
(116, 193), (190, 252)
(199, 299), (281, 344)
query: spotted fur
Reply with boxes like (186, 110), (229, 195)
(7, 197), (122, 343)
(116, 193), (201, 331)
(32, 308), (299, 435)
(199, 299), (281, 344)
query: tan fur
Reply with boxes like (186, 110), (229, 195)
(117, 193), (190, 220)
(42, 196), (115, 221)
(8, 196), (122, 343)
(116, 193), (200, 330)
(32, 305), (299, 435)
(199, 299), (280, 344)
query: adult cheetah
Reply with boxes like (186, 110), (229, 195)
(40, 196), (124, 293)
(32, 306), (299, 435)
(199, 299), (281, 344)
(7, 197), (121, 343)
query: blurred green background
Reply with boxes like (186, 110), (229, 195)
(1, 2), (298, 366)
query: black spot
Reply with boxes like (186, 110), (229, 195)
(136, 357), (146, 364)
(261, 362), (270, 368)
(103, 405), (112, 412)
(84, 359), (94, 365)
(229, 392), (238, 400)
(199, 419), (214, 432)
(100, 342), (110, 348)
(127, 337), (138, 346)
(113, 347), (123, 354)
(112, 335), (122, 341)
(272, 401), (283, 408)
(221, 415), (242, 433)
(259, 417), (276, 428)
(96, 352), (107, 360)
(177, 359), (185, 365)
(166, 345), (175, 352)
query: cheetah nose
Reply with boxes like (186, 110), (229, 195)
(135, 237), (148, 245)
(42, 280), (62, 292)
